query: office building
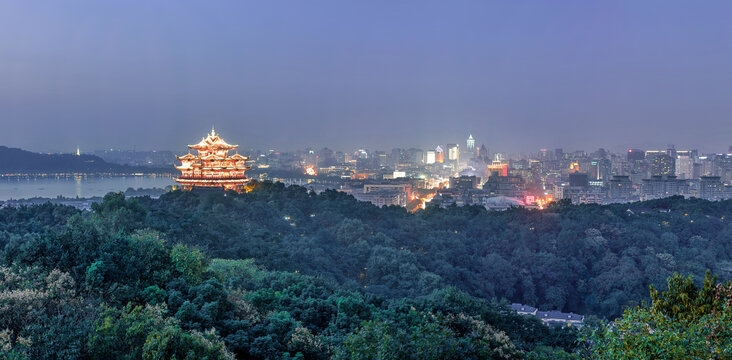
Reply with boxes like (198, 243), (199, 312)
(608, 175), (635, 201)
(424, 150), (436, 164)
(641, 175), (689, 199)
(484, 175), (525, 198)
(450, 175), (479, 190)
(699, 176), (724, 200)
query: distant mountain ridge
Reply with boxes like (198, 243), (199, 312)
(0, 146), (172, 174)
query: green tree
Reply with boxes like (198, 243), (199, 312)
(171, 244), (205, 284)
(142, 327), (234, 360)
(589, 273), (731, 359)
(648, 271), (719, 322)
(334, 312), (523, 360)
(88, 304), (234, 360)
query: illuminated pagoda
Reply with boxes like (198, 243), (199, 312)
(175, 127), (251, 192)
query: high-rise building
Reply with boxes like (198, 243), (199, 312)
(589, 160), (610, 181)
(375, 151), (388, 167)
(390, 148), (402, 167)
(528, 159), (542, 184)
(647, 151), (675, 176)
(539, 148), (550, 161)
(675, 153), (695, 179)
(486, 160), (508, 178)
(467, 134), (475, 151)
(555, 148), (564, 161)
(627, 149), (645, 161)
(569, 173), (589, 188)
(406, 148), (423, 166)
(698, 155), (713, 176)
(424, 150), (436, 164)
(590, 161), (600, 180)
(478, 144), (489, 161)
(435, 146), (444, 163)
(447, 144), (459, 161)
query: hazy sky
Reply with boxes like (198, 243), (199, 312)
(1, 1), (731, 154)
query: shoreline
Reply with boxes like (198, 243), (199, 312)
(0, 172), (175, 177)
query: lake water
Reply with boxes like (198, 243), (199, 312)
(0, 175), (175, 201)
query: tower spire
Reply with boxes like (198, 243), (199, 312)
(211, 125), (215, 137)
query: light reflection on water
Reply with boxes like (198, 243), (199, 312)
(0, 175), (175, 201)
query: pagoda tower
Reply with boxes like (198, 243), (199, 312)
(175, 127), (251, 192)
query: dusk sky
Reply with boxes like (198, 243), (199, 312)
(1, 1), (731, 154)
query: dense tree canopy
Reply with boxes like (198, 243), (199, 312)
(135, 184), (730, 318)
(589, 272), (731, 359)
(0, 182), (729, 358)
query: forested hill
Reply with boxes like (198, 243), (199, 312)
(129, 184), (730, 318)
(0, 146), (169, 173)
(0, 183), (730, 358)
(6, 182), (730, 319)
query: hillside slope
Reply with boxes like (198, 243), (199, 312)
(0, 146), (170, 173)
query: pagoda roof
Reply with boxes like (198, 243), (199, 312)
(177, 153), (197, 160)
(188, 128), (238, 150)
(200, 165), (251, 170)
(200, 153), (227, 160)
(230, 153), (249, 160)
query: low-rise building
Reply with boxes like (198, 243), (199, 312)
(509, 303), (584, 328)
(351, 190), (408, 207)
(641, 175), (689, 199)
(482, 196), (524, 211)
(484, 175), (525, 198)
(450, 175), (479, 190)
(535, 310), (585, 328)
(509, 303), (537, 316)
(698, 176), (724, 200)
(608, 175), (636, 202)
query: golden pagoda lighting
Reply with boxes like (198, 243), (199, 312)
(175, 127), (251, 192)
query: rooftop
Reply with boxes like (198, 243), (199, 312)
(188, 128), (238, 150)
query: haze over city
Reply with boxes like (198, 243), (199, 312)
(2, 1), (732, 154)
(3, 2), (732, 359)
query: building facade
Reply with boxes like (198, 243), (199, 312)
(175, 128), (251, 191)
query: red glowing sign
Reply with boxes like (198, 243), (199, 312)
(525, 195), (536, 204)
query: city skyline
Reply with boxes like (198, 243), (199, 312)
(1, 3), (730, 358)
(31, 132), (732, 158)
(2, 1), (732, 153)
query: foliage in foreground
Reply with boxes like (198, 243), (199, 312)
(0, 184), (729, 358)
(589, 272), (731, 359)
(0, 215), (576, 359)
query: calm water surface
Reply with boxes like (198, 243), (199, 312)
(0, 175), (175, 201)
